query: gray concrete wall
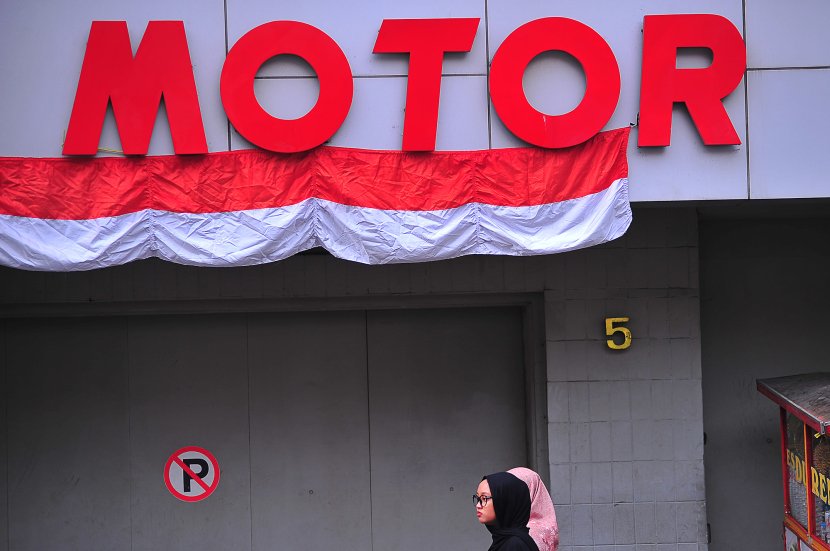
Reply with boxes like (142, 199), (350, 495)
(0, 309), (529, 551)
(0, 206), (706, 550)
(544, 209), (706, 551)
(5, 318), (131, 551)
(700, 216), (830, 551)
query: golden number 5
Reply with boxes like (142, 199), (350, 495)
(606, 318), (632, 349)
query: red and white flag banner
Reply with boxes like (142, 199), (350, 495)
(0, 127), (631, 271)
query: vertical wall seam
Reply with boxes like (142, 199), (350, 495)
(4, 321), (8, 551)
(224, 0), (232, 152)
(484, 0), (492, 150)
(126, 318), (133, 551)
(246, 314), (253, 551)
(365, 311), (374, 551)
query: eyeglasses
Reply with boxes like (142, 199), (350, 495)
(472, 494), (493, 507)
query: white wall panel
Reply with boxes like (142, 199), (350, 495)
(226, 0), (487, 78)
(0, 0), (228, 157)
(748, 68), (830, 199)
(232, 75), (490, 151)
(746, 0), (830, 69)
(626, 88), (747, 202)
(488, 0), (747, 201)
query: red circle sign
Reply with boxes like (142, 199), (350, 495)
(164, 446), (220, 502)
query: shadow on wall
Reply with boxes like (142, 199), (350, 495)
(700, 211), (830, 551)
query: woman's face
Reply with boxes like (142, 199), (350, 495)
(476, 479), (497, 525)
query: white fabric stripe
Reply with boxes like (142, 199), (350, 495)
(0, 209), (154, 271)
(0, 179), (630, 271)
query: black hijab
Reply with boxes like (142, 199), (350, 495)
(482, 472), (540, 551)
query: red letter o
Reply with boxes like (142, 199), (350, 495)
(221, 21), (353, 153)
(490, 18), (620, 148)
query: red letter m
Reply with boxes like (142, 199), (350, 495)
(63, 21), (207, 155)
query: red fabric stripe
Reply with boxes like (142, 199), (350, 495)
(0, 128), (628, 220)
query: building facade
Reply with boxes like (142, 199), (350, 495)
(0, 2), (828, 550)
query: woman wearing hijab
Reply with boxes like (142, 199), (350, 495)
(474, 472), (540, 551)
(507, 467), (559, 551)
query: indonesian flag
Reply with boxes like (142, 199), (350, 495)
(0, 127), (631, 271)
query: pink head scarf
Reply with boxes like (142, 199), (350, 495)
(507, 467), (559, 551)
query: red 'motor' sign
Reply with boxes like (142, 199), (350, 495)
(61, 14), (746, 155)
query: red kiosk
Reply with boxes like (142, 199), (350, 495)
(758, 373), (830, 550)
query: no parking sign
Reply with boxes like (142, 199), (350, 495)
(164, 446), (220, 502)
